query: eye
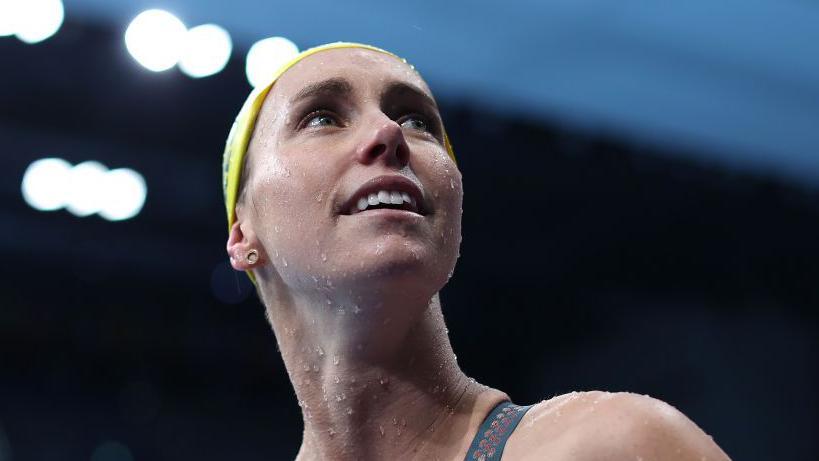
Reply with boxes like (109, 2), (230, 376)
(302, 111), (338, 129)
(399, 114), (430, 132)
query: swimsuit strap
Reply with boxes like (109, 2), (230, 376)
(464, 400), (533, 461)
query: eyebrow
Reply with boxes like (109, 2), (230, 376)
(381, 81), (439, 111)
(290, 77), (354, 105)
(289, 77), (438, 111)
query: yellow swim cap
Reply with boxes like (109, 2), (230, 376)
(222, 41), (456, 286)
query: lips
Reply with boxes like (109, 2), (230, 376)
(340, 175), (426, 216)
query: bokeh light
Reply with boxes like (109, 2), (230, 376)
(21, 157), (72, 211)
(179, 24), (232, 78)
(98, 168), (147, 221)
(245, 36), (299, 88)
(0, 0), (64, 44)
(21, 158), (147, 221)
(124, 9), (187, 72)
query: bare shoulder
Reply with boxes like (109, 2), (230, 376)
(503, 390), (732, 461)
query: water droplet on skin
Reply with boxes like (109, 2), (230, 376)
(450, 178), (455, 189)
(303, 364), (310, 371)
(334, 375), (340, 384)
(347, 407), (353, 415)
(316, 346), (325, 356)
(274, 225), (280, 233)
(315, 191), (323, 202)
(328, 428), (336, 437)
(333, 355), (340, 365)
(392, 417), (398, 426)
(379, 425), (385, 437)
(313, 364), (319, 372)
(352, 304), (361, 314)
(282, 257), (288, 267)
(380, 376), (390, 386)
(321, 252), (327, 262)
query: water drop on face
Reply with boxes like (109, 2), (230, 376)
(321, 252), (327, 262)
(316, 346), (325, 356)
(334, 375), (340, 384)
(313, 364), (319, 372)
(346, 407), (353, 415)
(328, 428), (336, 437)
(333, 355), (340, 365)
(282, 257), (288, 267)
(450, 178), (455, 189)
(380, 376), (390, 386)
(352, 304), (361, 314)
(379, 425), (385, 437)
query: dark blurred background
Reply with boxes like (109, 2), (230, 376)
(1, 1), (817, 460)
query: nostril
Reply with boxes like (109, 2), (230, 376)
(368, 144), (387, 159)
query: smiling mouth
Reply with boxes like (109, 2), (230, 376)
(345, 190), (420, 215)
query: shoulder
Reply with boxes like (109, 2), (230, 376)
(503, 390), (732, 461)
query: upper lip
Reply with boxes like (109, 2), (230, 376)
(340, 174), (426, 215)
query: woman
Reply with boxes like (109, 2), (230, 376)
(223, 42), (731, 460)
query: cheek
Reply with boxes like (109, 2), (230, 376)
(251, 155), (335, 259)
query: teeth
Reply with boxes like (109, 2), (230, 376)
(354, 190), (418, 213)
(357, 197), (368, 211)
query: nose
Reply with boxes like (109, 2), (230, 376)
(354, 113), (410, 168)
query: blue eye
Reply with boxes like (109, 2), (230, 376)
(305, 112), (336, 128)
(400, 115), (429, 132)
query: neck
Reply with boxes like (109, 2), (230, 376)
(263, 283), (508, 460)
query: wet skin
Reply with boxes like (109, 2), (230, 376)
(226, 48), (732, 461)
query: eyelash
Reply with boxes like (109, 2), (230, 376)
(298, 109), (436, 134)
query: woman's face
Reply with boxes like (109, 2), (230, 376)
(238, 48), (462, 298)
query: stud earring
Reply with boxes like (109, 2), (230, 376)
(246, 249), (259, 265)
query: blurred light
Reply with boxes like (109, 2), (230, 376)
(246, 36), (299, 87)
(21, 157), (72, 211)
(0, 0), (16, 36)
(124, 9), (187, 72)
(179, 24), (232, 78)
(98, 168), (147, 221)
(21, 158), (147, 221)
(90, 440), (133, 461)
(65, 160), (108, 217)
(0, 0), (64, 43)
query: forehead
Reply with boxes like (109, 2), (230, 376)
(267, 47), (433, 105)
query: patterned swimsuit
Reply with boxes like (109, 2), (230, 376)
(464, 401), (533, 461)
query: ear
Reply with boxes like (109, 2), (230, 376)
(226, 220), (267, 271)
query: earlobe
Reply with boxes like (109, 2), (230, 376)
(226, 220), (266, 271)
